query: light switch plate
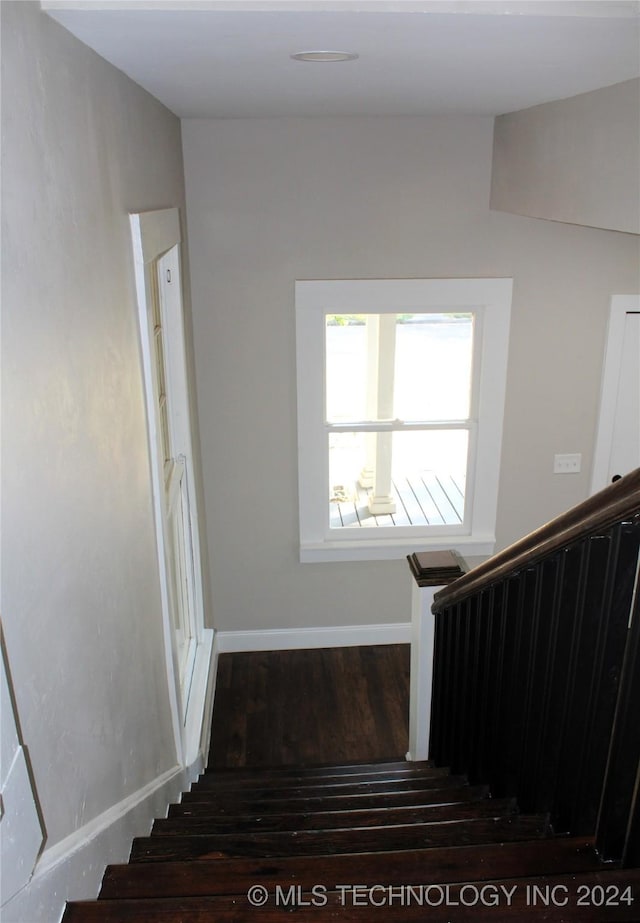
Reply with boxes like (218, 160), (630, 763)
(554, 453), (582, 474)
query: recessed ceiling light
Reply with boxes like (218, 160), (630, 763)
(291, 51), (359, 63)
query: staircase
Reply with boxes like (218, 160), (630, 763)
(63, 758), (639, 921)
(63, 474), (640, 920)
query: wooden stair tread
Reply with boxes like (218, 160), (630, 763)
(99, 837), (603, 900)
(152, 797), (516, 835)
(129, 814), (551, 862)
(191, 767), (449, 794)
(205, 757), (432, 776)
(171, 783), (488, 816)
(181, 773), (470, 804)
(200, 762), (437, 789)
(65, 868), (640, 921)
(62, 758), (630, 922)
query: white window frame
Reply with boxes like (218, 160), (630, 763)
(295, 278), (512, 563)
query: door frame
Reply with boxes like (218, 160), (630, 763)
(130, 207), (213, 767)
(591, 294), (640, 494)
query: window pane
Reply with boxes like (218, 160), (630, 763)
(328, 429), (468, 529)
(395, 314), (473, 420)
(325, 313), (473, 424)
(326, 316), (368, 422)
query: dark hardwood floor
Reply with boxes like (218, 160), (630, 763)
(208, 644), (410, 768)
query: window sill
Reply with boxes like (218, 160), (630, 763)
(300, 534), (497, 563)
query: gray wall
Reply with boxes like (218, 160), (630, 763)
(182, 115), (639, 633)
(491, 79), (640, 234)
(1, 0), (193, 897)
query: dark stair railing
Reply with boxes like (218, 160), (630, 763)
(430, 468), (640, 867)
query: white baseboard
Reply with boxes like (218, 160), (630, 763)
(214, 622), (411, 653)
(3, 624), (408, 921)
(1, 762), (199, 923)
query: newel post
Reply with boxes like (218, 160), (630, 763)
(406, 550), (466, 762)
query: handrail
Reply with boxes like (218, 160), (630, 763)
(433, 467), (640, 612)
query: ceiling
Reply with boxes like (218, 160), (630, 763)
(43, 1), (640, 119)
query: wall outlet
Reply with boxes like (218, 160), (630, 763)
(554, 453), (582, 474)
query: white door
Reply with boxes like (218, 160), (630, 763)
(130, 208), (212, 766)
(155, 247), (197, 693)
(591, 296), (640, 492)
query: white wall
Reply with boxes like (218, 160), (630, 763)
(182, 115), (639, 634)
(491, 79), (640, 235)
(1, 2), (198, 918)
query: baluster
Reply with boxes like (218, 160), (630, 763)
(457, 596), (480, 776)
(489, 576), (519, 797)
(431, 608), (444, 765)
(596, 550), (640, 862)
(532, 546), (581, 814)
(553, 536), (609, 831)
(451, 599), (473, 775)
(624, 793), (640, 868)
(428, 610), (444, 764)
(470, 588), (494, 784)
(443, 602), (462, 771)
(501, 570), (536, 798)
(484, 582), (508, 793)
(571, 521), (639, 834)
(518, 556), (560, 812)
(433, 605), (451, 767)
(431, 606), (454, 766)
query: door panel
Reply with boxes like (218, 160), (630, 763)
(155, 249), (197, 699)
(592, 297), (640, 492)
(609, 313), (640, 481)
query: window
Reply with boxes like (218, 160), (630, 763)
(295, 279), (512, 562)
